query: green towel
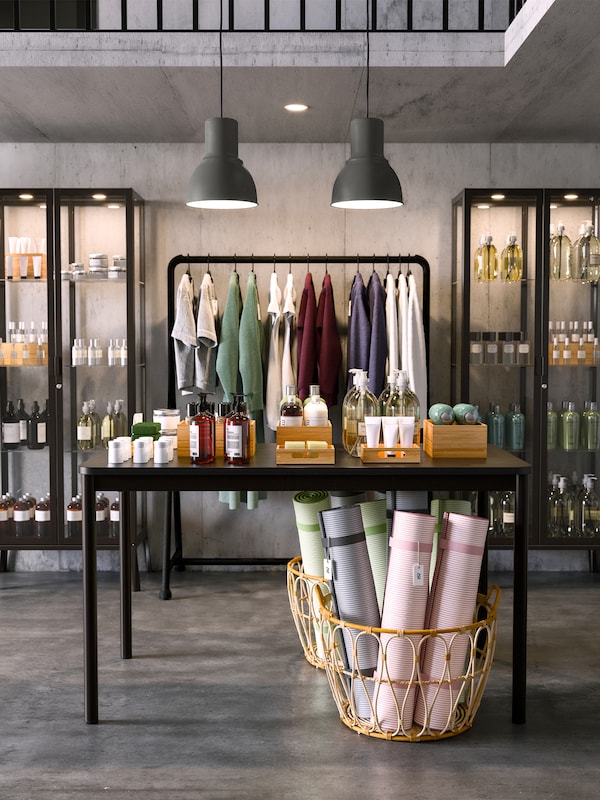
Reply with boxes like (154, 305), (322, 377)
(216, 271), (242, 402)
(239, 272), (264, 413)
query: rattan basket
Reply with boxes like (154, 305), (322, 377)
(315, 583), (501, 741)
(286, 556), (332, 669)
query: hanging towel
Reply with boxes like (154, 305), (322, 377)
(385, 271), (399, 376)
(407, 272), (428, 414)
(398, 272), (408, 373)
(215, 271), (242, 402)
(239, 271), (264, 414)
(265, 271), (283, 431)
(281, 272), (297, 393)
(346, 271), (370, 390)
(367, 271), (388, 398)
(297, 272), (318, 401)
(194, 272), (219, 394)
(171, 273), (197, 391)
(316, 272), (342, 406)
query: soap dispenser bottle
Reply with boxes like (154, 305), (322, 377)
(190, 393), (215, 464)
(225, 394), (250, 465)
(342, 369), (378, 457)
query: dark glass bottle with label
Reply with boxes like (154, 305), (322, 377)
(2, 401), (20, 450)
(27, 400), (46, 450)
(95, 492), (109, 539)
(66, 496), (82, 540)
(109, 496), (120, 539)
(0, 495), (10, 536)
(17, 398), (29, 446)
(279, 385), (304, 426)
(35, 494), (52, 538)
(225, 395), (250, 465)
(190, 394), (215, 464)
(14, 496), (32, 537)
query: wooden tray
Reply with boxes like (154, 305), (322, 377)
(276, 444), (335, 464)
(276, 422), (332, 446)
(360, 444), (421, 463)
(423, 419), (487, 459)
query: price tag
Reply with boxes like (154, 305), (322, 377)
(413, 563), (424, 587)
(324, 558), (333, 580)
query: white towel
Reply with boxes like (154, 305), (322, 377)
(171, 273), (197, 390)
(281, 272), (297, 393)
(265, 272), (283, 431)
(398, 272), (408, 373)
(407, 273), (427, 413)
(194, 272), (218, 393)
(385, 272), (399, 376)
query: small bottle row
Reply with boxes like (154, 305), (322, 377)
(547, 400), (600, 451)
(2, 399), (49, 450)
(548, 338), (600, 366)
(71, 338), (128, 367)
(550, 222), (600, 282)
(77, 399), (127, 450)
(469, 331), (531, 366)
(485, 403), (526, 450)
(0, 491), (52, 538)
(65, 493), (120, 540)
(546, 473), (600, 538)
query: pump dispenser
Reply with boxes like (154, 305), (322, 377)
(550, 223), (572, 281)
(573, 222), (600, 283)
(342, 369), (378, 457)
(383, 370), (420, 445)
(190, 393), (215, 464)
(225, 394), (250, 465)
(500, 234), (523, 281)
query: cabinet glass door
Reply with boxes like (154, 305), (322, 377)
(0, 190), (55, 546)
(543, 190), (600, 545)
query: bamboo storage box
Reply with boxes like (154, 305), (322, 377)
(360, 444), (421, 463)
(276, 422), (334, 464)
(423, 419), (487, 459)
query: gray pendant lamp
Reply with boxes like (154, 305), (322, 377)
(186, 3), (257, 210)
(331, 2), (402, 210)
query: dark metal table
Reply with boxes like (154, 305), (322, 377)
(80, 444), (531, 725)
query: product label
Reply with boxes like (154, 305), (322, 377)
(189, 425), (199, 457)
(110, 509), (120, 522)
(35, 510), (51, 522)
(95, 510), (106, 522)
(2, 422), (20, 443)
(413, 563), (424, 587)
(19, 420), (28, 439)
(77, 425), (92, 441)
(0, 509), (8, 522)
(279, 416), (303, 427)
(357, 421), (366, 437)
(503, 511), (515, 524)
(14, 509), (30, 523)
(67, 509), (83, 522)
(225, 425), (243, 458)
(37, 422), (47, 444)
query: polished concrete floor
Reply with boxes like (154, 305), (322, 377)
(1, 567), (599, 800)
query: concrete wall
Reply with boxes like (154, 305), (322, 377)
(2, 139), (599, 572)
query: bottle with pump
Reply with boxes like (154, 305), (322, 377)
(190, 394), (215, 464)
(500, 234), (523, 281)
(557, 476), (578, 536)
(17, 398), (29, 446)
(225, 394), (250, 465)
(101, 401), (115, 449)
(279, 385), (304, 426)
(342, 369), (378, 457)
(77, 401), (93, 451)
(88, 399), (101, 447)
(561, 401), (580, 451)
(303, 384), (328, 426)
(2, 400), (20, 450)
(378, 371), (400, 413)
(505, 403), (526, 451)
(475, 234), (498, 282)
(27, 400), (46, 450)
(383, 370), (420, 445)
(573, 222), (600, 283)
(95, 492), (109, 539)
(549, 223), (572, 280)
(581, 400), (600, 451)
(113, 399), (128, 438)
(580, 476), (600, 538)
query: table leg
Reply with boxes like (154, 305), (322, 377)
(120, 491), (132, 660)
(512, 472), (528, 724)
(82, 472), (98, 724)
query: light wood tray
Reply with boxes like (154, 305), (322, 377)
(360, 444), (421, 463)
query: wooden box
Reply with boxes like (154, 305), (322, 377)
(360, 444), (421, 463)
(276, 422), (332, 446)
(423, 419), (488, 459)
(276, 444), (335, 464)
(5, 253), (47, 281)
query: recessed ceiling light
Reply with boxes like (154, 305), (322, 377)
(284, 103), (309, 113)
(491, 193), (505, 200)
(477, 204), (491, 210)
(92, 193), (107, 201)
(564, 193), (578, 200)
(19, 193), (34, 200)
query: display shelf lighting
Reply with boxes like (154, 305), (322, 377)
(564, 193), (579, 200)
(284, 103), (309, 113)
(92, 193), (107, 201)
(19, 193), (34, 200)
(491, 193), (505, 200)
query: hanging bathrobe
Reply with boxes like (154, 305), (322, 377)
(407, 272), (428, 413)
(194, 272), (219, 394)
(367, 270), (388, 398)
(215, 271), (242, 402)
(297, 272), (318, 401)
(346, 271), (370, 390)
(171, 273), (197, 391)
(398, 271), (409, 374)
(316, 272), (342, 407)
(281, 272), (297, 394)
(385, 271), (399, 377)
(265, 271), (282, 431)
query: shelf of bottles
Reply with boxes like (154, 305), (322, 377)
(542, 190), (600, 546)
(0, 189), (55, 546)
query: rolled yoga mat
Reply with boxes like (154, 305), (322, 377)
(292, 490), (330, 577)
(429, 498), (473, 589)
(373, 510), (435, 732)
(329, 491), (367, 508)
(319, 504), (381, 719)
(413, 511), (488, 731)
(358, 499), (389, 613)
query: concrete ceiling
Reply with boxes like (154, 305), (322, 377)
(0, 0), (598, 145)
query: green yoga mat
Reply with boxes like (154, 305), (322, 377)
(359, 499), (389, 613)
(292, 490), (330, 577)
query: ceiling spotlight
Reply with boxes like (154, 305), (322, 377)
(564, 193), (579, 201)
(19, 193), (34, 201)
(491, 193), (505, 200)
(284, 103), (309, 113)
(92, 193), (107, 201)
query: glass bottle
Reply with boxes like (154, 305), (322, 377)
(95, 492), (109, 539)
(500, 234), (523, 281)
(77, 401), (93, 450)
(41, 399), (49, 447)
(107, 338), (118, 366)
(486, 403), (505, 448)
(580, 476), (600, 538)
(113, 399), (128, 438)
(35, 494), (52, 538)
(499, 332), (516, 365)
(546, 401), (558, 450)
(549, 222), (572, 281)
(480, 234), (498, 281)
(88, 399), (101, 448)
(577, 336), (587, 366)
(109, 496), (120, 539)
(14, 495), (32, 537)
(473, 235), (484, 282)
(279, 385), (304, 426)
(2, 400), (21, 450)
(377, 371), (399, 414)
(516, 332), (530, 366)
(482, 332), (498, 365)
(487, 491), (503, 537)
(303, 384), (328, 426)
(383, 370), (420, 445)
(87, 337), (103, 366)
(65, 496), (82, 540)
(101, 401), (115, 449)
(557, 476), (577, 537)
(469, 332), (484, 365)
(547, 474), (561, 537)
(561, 337), (572, 366)
(189, 394), (215, 464)
(500, 490), (515, 537)
(581, 400), (600, 451)
(17, 398), (29, 446)
(574, 222), (600, 283)
(225, 395), (250, 465)
(119, 339), (128, 366)
(505, 403), (526, 451)
(0, 495), (10, 536)
(561, 401), (580, 451)
(26, 400), (45, 450)
(342, 369), (378, 457)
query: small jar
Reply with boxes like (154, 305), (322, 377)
(483, 332), (498, 365)
(516, 331), (530, 366)
(499, 332), (516, 365)
(469, 332), (484, 365)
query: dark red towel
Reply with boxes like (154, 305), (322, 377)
(297, 272), (318, 401)
(316, 272), (343, 407)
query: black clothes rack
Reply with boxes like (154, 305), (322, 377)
(161, 253), (430, 599)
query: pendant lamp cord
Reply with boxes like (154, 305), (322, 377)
(219, 0), (224, 117)
(365, 0), (370, 118)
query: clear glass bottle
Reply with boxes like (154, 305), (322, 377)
(303, 384), (328, 426)
(487, 490), (503, 537)
(2, 400), (21, 450)
(556, 476), (578, 537)
(577, 336), (587, 365)
(113, 399), (128, 438)
(573, 222), (600, 283)
(561, 337), (572, 366)
(88, 399), (101, 447)
(480, 234), (498, 281)
(225, 395), (250, 465)
(101, 401), (115, 449)
(279, 385), (304, 426)
(516, 332), (531, 366)
(77, 401), (93, 450)
(383, 370), (420, 444)
(342, 369), (378, 457)
(34, 494), (51, 538)
(486, 403), (505, 448)
(119, 338), (128, 366)
(500, 234), (523, 281)
(189, 394), (215, 464)
(500, 490), (515, 537)
(580, 476), (600, 538)
(549, 222), (572, 280)
(561, 401), (580, 451)
(546, 401), (558, 450)
(581, 400), (600, 451)
(65, 496), (82, 540)
(469, 331), (484, 365)
(505, 403), (526, 451)
(16, 398), (29, 446)
(27, 400), (46, 450)
(377, 371), (400, 414)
